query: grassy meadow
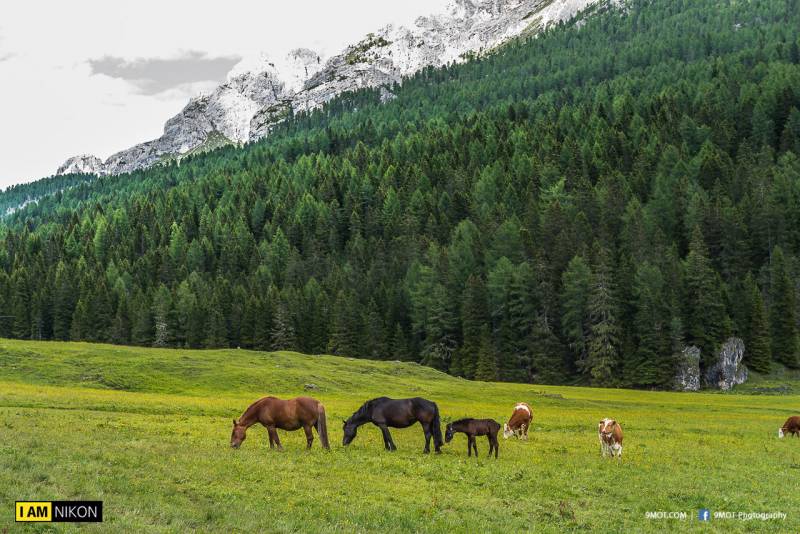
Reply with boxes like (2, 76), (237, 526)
(1, 339), (798, 532)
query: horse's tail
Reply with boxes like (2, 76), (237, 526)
(432, 403), (443, 448)
(316, 402), (330, 450)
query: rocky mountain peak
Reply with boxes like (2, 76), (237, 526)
(57, 0), (599, 177)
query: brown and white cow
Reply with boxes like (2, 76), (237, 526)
(779, 416), (800, 438)
(598, 418), (623, 458)
(503, 402), (532, 440)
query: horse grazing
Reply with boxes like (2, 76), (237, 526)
(342, 397), (443, 453)
(445, 418), (501, 458)
(503, 402), (533, 440)
(779, 416), (800, 438)
(231, 396), (329, 450)
(598, 418), (623, 459)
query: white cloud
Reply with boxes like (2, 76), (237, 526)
(0, 0), (450, 188)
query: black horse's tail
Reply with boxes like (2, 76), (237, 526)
(432, 403), (443, 448)
(316, 402), (330, 450)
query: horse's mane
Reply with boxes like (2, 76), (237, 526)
(348, 397), (388, 421)
(240, 396), (275, 421)
(450, 418), (474, 426)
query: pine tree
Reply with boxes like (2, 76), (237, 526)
(271, 298), (297, 351)
(152, 285), (174, 347)
(561, 255), (592, 371)
(421, 283), (458, 372)
(327, 290), (361, 357)
(769, 247), (800, 368)
(131, 292), (153, 346)
(585, 247), (620, 384)
(110, 293), (131, 345)
(175, 281), (204, 348)
(70, 297), (90, 341)
(452, 275), (487, 378)
(474, 326), (497, 382)
(628, 262), (670, 386)
(10, 271), (30, 339)
(204, 292), (229, 349)
(684, 226), (729, 367)
(52, 262), (76, 340)
(744, 276), (772, 373)
(389, 323), (411, 362)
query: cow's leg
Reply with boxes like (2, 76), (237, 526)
(522, 424), (528, 440)
(303, 424), (314, 449)
(472, 436), (479, 457)
(491, 434), (499, 458)
(268, 427), (275, 449)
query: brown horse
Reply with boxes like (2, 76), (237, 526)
(231, 396), (329, 450)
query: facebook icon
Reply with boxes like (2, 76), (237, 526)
(698, 509), (711, 521)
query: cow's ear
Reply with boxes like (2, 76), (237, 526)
(611, 420), (617, 426)
(233, 419), (238, 426)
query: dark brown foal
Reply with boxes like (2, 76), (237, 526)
(445, 418), (501, 458)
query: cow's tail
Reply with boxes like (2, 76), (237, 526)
(432, 403), (444, 448)
(316, 402), (330, 450)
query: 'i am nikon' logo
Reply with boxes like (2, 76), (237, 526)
(16, 501), (103, 522)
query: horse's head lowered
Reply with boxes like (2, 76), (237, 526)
(231, 419), (247, 449)
(444, 423), (455, 443)
(342, 419), (358, 446)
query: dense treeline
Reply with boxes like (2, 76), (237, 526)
(1, 0), (800, 387)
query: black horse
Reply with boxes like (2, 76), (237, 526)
(342, 397), (443, 453)
(445, 418), (501, 458)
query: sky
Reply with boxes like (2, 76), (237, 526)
(0, 0), (450, 188)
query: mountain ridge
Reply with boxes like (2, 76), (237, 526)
(56, 0), (598, 177)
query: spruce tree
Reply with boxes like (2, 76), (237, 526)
(70, 298), (90, 341)
(474, 325), (498, 382)
(684, 226), (729, 367)
(586, 247), (620, 384)
(327, 290), (361, 357)
(769, 247), (800, 368)
(453, 275), (487, 378)
(270, 298), (297, 351)
(110, 293), (131, 345)
(560, 255), (592, 370)
(131, 292), (153, 346)
(629, 262), (670, 386)
(52, 262), (76, 340)
(744, 276), (772, 373)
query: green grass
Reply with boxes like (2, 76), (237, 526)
(1, 339), (798, 532)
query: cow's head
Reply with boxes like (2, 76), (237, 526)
(599, 419), (617, 437)
(503, 423), (514, 439)
(779, 427), (785, 438)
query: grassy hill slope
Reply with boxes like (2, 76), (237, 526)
(1, 339), (798, 532)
